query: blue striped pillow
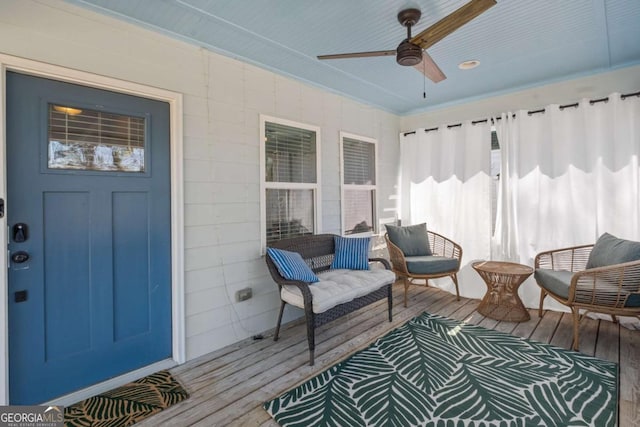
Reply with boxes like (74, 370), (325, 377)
(267, 247), (319, 283)
(331, 236), (371, 270)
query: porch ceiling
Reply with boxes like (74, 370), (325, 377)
(66, 0), (640, 115)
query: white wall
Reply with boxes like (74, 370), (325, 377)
(0, 0), (401, 361)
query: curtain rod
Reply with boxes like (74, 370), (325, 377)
(402, 90), (640, 135)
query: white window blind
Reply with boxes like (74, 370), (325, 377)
(341, 133), (377, 235)
(265, 122), (316, 183)
(343, 137), (375, 185)
(49, 105), (144, 148)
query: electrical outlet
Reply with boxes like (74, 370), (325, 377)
(236, 287), (252, 302)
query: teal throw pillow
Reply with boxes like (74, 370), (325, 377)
(385, 223), (432, 256)
(586, 232), (640, 269)
(331, 236), (371, 270)
(267, 247), (319, 283)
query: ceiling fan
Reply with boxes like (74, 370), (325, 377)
(317, 0), (497, 83)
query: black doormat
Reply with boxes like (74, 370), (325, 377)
(64, 370), (189, 427)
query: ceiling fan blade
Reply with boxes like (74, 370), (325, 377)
(410, 0), (497, 50)
(413, 51), (446, 83)
(317, 50), (396, 60)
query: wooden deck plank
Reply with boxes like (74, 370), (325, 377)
(477, 318), (498, 331)
(619, 325), (640, 427)
(528, 310), (562, 343)
(192, 287), (457, 426)
(576, 316), (599, 357)
(447, 299), (481, 323)
(132, 286), (638, 427)
(493, 319), (519, 335)
(550, 313), (577, 350)
(509, 309), (542, 339)
(595, 318), (620, 364)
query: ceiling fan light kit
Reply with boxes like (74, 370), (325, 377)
(317, 0), (497, 84)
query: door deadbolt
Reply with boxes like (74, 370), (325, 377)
(11, 251), (30, 264)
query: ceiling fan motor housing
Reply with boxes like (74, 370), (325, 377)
(396, 8), (423, 66)
(396, 39), (422, 66)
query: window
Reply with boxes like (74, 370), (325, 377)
(261, 116), (321, 250)
(340, 132), (377, 235)
(48, 104), (145, 172)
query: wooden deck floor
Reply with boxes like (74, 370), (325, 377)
(138, 284), (640, 427)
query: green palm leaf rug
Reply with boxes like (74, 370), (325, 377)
(264, 312), (618, 426)
(64, 370), (188, 427)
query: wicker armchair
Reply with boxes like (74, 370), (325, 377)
(385, 230), (462, 307)
(535, 243), (640, 350)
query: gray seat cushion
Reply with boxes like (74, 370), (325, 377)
(627, 294), (640, 307)
(535, 268), (640, 307)
(405, 255), (458, 275)
(385, 223), (432, 256)
(535, 268), (573, 299)
(586, 232), (640, 269)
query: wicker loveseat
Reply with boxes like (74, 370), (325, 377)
(265, 234), (395, 365)
(535, 233), (640, 350)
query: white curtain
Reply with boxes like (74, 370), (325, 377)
(400, 121), (492, 299)
(399, 93), (640, 311)
(494, 93), (640, 310)
(491, 111), (520, 262)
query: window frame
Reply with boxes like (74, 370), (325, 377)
(339, 131), (378, 236)
(260, 115), (322, 252)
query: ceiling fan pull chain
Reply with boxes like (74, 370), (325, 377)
(423, 59), (426, 99)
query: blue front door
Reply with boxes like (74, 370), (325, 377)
(7, 72), (172, 404)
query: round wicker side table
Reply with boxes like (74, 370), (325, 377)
(472, 261), (534, 322)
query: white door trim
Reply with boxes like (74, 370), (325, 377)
(0, 54), (186, 405)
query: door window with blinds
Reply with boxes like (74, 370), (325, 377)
(261, 116), (320, 248)
(48, 103), (146, 172)
(341, 132), (377, 235)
